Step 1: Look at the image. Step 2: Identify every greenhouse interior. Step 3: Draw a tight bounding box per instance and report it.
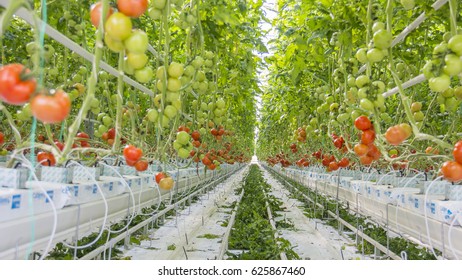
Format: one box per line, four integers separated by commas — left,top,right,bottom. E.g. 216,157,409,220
0,0,462,261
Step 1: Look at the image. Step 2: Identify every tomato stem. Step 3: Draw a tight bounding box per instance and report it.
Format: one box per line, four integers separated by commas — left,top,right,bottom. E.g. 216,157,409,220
58,0,109,165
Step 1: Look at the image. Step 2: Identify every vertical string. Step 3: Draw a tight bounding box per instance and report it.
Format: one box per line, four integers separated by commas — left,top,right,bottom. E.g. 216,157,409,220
25,0,47,260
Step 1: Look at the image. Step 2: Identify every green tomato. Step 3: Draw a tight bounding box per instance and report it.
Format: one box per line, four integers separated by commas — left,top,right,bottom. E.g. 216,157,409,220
98,124,108,134
372,22,385,33
168,62,184,78
124,30,149,54
152,0,166,10
164,105,178,119
454,86,462,100
103,116,113,127
355,48,368,64
400,0,415,10
135,67,154,83
443,54,462,76
337,113,349,123
330,102,339,111
367,48,385,63
184,65,195,77
373,29,392,50
196,71,206,82
192,57,204,69
147,109,159,122
173,140,182,151
429,75,451,92
216,98,226,109
105,12,132,41
446,97,459,112
104,33,125,52
437,94,446,105
156,66,167,80
360,98,375,111
422,61,435,79
127,52,148,70
167,78,182,92
176,131,191,145
90,98,100,108
161,114,170,127
357,87,369,99
178,148,190,159
448,34,462,56
148,8,162,20
380,112,392,123
355,75,370,88
413,111,424,122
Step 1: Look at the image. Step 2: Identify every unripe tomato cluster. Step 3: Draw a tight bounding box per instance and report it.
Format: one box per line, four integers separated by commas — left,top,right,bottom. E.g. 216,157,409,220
423,34,462,95
174,126,194,159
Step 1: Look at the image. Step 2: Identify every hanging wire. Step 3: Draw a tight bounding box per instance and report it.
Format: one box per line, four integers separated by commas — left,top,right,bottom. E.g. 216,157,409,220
25,0,48,260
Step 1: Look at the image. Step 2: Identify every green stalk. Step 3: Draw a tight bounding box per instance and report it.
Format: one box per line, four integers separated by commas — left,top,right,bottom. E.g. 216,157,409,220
59,0,109,165
449,0,458,36
112,52,125,154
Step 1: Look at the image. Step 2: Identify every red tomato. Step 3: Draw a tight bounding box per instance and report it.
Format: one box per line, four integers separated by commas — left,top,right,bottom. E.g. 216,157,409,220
54,141,64,151
107,128,116,139
155,172,167,184
354,143,369,156
117,0,148,18
338,157,349,168
367,144,381,161
453,141,462,164
0,64,36,105
77,132,90,139
202,156,212,166
334,137,344,149
359,155,373,165
134,160,148,171
441,161,462,182
102,132,109,141
354,115,372,131
0,132,4,145
361,129,376,145
328,161,339,171
90,1,115,27
385,125,407,146
123,144,143,162
37,151,56,166
30,90,71,123
191,131,200,141
192,140,201,148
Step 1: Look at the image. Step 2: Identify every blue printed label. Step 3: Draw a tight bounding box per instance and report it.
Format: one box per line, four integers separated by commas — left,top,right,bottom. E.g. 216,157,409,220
92,185,97,194
11,194,21,209
74,185,79,197
46,190,54,203
109,182,113,191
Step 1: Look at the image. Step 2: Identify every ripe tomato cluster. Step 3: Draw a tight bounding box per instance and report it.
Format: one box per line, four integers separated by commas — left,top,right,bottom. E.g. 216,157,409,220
353,116,380,165
440,140,462,182
290,143,298,153
123,144,148,171
331,133,347,153
385,123,412,146
294,127,307,143
0,64,71,124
